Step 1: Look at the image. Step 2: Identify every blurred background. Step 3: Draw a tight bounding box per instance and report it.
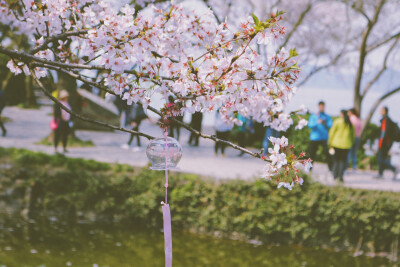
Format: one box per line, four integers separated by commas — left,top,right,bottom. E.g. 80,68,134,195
1,0,400,266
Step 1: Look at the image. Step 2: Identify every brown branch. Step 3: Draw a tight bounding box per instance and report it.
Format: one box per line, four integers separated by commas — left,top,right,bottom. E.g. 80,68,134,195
353,6,371,24
297,50,343,87
30,30,88,54
361,36,399,99
1,45,107,71
31,62,115,94
279,0,313,50
271,0,283,9
353,0,387,113
366,31,400,53
28,67,155,140
201,0,222,24
0,45,176,81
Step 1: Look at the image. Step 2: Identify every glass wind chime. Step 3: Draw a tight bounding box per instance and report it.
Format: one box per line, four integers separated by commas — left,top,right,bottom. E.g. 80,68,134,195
146,130,182,267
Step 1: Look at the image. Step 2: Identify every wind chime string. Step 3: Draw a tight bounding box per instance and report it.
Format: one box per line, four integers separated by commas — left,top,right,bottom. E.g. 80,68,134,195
162,130,173,267
164,131,168,204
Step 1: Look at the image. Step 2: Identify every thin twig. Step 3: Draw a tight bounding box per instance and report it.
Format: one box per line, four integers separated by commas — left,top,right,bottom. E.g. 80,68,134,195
1,45,175,81
30,30,88,54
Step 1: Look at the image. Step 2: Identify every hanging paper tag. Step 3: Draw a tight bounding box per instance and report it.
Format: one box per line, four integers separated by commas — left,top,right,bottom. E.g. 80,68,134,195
162,204,172,267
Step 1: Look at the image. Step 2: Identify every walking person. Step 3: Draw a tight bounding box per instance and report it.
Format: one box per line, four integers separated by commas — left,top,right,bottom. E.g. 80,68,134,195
346,108,362,171
188,111,203,146
53,90,72,153
375,106,398,180
328,110,355,182
214,110,232,156
0,90,6,137
121,103,148,151
308,101,333,170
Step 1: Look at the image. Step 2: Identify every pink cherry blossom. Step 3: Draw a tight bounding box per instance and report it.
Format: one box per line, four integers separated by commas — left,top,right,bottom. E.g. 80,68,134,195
295,119,308,130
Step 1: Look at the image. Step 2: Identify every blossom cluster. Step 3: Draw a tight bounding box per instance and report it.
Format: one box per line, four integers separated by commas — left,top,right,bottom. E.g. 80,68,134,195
0,0,310,188
262,136,312,190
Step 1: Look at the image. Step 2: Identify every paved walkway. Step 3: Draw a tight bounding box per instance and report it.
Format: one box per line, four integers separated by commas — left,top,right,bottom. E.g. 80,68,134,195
1,106,400,192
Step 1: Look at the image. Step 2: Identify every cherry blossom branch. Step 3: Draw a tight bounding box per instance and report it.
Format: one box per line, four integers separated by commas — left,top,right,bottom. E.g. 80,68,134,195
28,67,155,140
0,46,176,82
27,61,267,160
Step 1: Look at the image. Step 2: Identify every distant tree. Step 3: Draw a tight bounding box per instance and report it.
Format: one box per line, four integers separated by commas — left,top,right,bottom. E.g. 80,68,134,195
342,0,400,127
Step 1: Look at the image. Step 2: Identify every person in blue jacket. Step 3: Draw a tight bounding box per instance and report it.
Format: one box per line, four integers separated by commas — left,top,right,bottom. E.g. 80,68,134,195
308,101,333,170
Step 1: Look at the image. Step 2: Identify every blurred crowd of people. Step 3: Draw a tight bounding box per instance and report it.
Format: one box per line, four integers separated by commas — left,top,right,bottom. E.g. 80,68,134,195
307,101,399,182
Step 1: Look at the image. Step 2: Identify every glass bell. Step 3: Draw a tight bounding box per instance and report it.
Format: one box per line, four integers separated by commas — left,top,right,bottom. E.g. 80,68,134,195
146,137,182,170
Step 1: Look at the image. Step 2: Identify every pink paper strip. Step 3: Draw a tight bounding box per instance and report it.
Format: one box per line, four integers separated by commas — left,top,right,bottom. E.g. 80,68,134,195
162,204,173,267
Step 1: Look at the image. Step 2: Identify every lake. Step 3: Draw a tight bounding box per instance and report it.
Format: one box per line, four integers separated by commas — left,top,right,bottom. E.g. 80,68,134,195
0,213,391,267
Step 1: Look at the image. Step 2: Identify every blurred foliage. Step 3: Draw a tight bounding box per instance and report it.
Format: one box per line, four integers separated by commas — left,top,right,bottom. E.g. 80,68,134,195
360,122,381,149
1,147,400,256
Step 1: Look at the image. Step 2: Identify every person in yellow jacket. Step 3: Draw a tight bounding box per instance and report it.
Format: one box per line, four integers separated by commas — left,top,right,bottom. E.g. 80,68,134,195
328,110,355,182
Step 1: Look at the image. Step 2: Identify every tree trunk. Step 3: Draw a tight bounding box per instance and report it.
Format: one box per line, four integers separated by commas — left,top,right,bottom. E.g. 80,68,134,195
353,0,387,116
353,30,368,116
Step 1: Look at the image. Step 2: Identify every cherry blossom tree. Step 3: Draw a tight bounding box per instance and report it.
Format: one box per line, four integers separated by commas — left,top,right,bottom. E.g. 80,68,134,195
200,0,400,130
0,0,311,187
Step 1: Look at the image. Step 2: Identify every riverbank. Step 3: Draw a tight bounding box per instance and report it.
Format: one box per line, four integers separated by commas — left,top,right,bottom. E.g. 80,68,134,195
1,147,399,262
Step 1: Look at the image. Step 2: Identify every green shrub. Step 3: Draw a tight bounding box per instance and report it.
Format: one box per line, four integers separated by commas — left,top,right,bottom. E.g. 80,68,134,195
0,147,399,255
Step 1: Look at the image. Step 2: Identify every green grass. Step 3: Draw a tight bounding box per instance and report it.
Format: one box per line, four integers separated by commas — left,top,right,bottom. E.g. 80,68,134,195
36,134,95,147
16,103,40,109
0,116,12,123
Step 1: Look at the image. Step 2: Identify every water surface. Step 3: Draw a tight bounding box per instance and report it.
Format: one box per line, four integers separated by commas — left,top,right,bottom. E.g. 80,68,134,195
0,216,391,267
